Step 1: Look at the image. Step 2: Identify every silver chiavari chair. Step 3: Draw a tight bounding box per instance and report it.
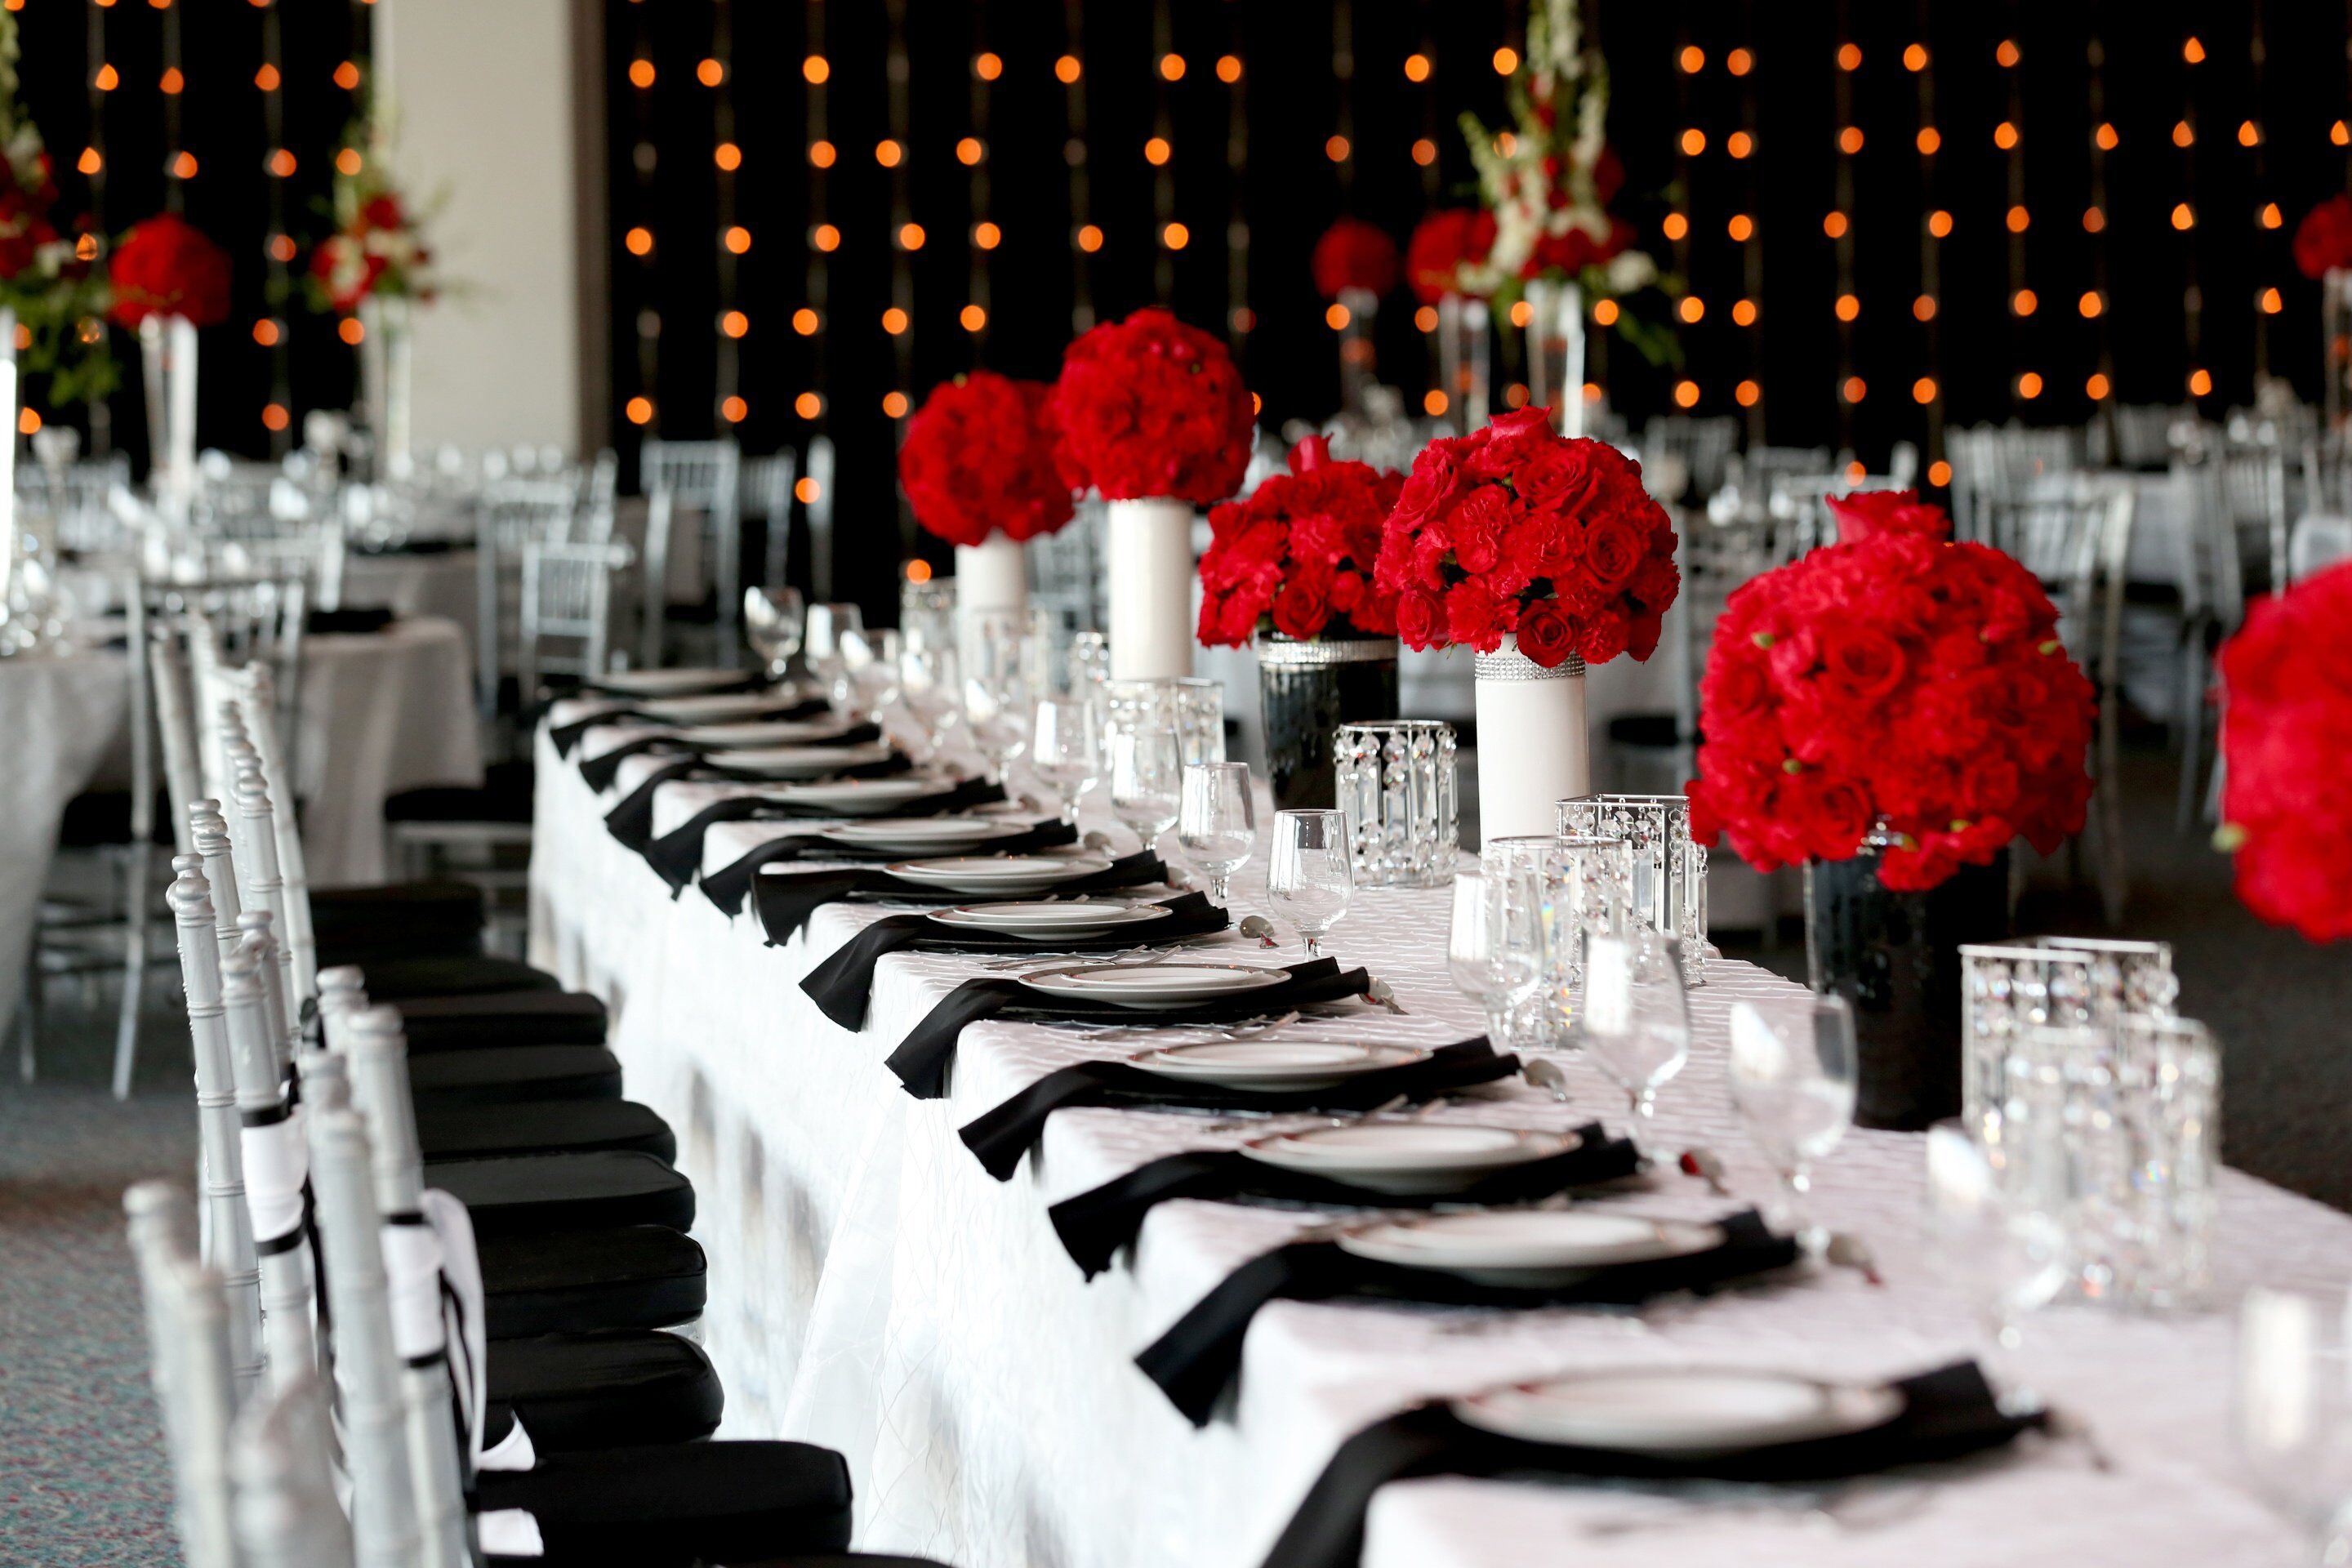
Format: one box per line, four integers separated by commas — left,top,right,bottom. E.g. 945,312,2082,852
639,436,745,668
125,1181,242,1568
228,1369,356,1568
1642,414,1738,503
742,448,800,590
519,537,627,702
474,477,580,719
804,432,838,600
228,667,318,1009
218,917,321,1397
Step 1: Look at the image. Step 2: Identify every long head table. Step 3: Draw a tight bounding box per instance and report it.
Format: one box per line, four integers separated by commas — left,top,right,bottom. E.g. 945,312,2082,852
529,715,2347,1568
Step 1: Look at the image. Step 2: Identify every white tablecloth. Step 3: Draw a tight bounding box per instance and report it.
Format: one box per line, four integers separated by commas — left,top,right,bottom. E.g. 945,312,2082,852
342,548,479,653
530,724,2345,1568
0,649,129,1040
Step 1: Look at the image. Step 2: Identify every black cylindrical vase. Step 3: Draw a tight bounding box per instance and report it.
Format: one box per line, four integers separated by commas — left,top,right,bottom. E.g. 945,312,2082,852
1254,633,1400,812
1804,846,2013,1131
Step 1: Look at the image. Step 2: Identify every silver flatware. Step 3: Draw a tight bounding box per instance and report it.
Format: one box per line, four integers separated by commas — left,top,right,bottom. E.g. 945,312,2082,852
1365,977,1407,1015
1825,1232,1883,1286
1237,915,1278,947
1677,1147,1732,1196
1523,1059,1571,1103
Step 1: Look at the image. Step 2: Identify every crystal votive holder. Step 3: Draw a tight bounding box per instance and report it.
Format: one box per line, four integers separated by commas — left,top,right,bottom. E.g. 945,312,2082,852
1105,676,1225,768
1556,793,1708,986
1479,833,1633,1050
1958,936,2178,1132
1333,719,1457,889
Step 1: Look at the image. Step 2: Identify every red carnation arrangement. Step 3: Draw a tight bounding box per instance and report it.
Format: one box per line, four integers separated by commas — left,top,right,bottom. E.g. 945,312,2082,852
1826,488,1951,546
1686,498,2096,892
1372,406,1679,667
898,371,1073,548
1049,306,1254,506
1197,434,1404,648
2216,559,2352,942
1405,208,1498,303
108,212,230,328
1311,217,1399,301
2295,194,2352,281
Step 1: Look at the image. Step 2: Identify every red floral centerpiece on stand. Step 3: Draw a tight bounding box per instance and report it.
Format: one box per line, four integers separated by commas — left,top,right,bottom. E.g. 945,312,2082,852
1372,404,1679,836
110,212,230,506
1686,491,2097,1127
2216,559,2352,942
1198,435,1404,808
898,370,1072,617
1049,305,1254,679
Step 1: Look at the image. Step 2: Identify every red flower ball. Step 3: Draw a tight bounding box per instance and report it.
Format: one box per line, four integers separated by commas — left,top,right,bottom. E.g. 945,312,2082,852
1405,208,1497,303
1196,434,1403,648
1825,489,1955,546
1049,306,1255,506
2296,194,2352,281
1371,407,1679,667
1686,532,2096,892
2217,559,2352,941
898,371,1074,548
109,212,231,328
1311,217,1400,301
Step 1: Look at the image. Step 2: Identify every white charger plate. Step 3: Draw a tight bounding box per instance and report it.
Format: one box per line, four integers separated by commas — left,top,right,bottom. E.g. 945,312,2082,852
818,816,1028,852
714,742,895,779
1022,961,1293,1012
1127,1038,1427,1087
766,777,952,814
927,902,1173,939
1240,1123,1580,1195
1451,1368,1903,1457
1339,1210,1722,1286
672,719,854,747
637,691,794,722
595,667,756,697
884,854,1112,893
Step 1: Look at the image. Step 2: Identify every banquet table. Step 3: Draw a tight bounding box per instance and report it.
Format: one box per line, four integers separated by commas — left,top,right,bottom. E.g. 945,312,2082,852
341,546,479,653
529,714,2350,1568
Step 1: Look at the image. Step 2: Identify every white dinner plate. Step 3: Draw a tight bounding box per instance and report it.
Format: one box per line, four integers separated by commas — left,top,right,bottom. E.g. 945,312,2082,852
815,817,1027,853
671,719,854,747
927,902,1174,939
595,667,757,697
636,691,795,722
1022,961,1293,1012
1339,1210,1723,1286
712,742,895,779
766,777,952,814
884,855,1112,894
1127,1039,1428,1088
1451,1368,1903,1457
1239,1123,1581,1195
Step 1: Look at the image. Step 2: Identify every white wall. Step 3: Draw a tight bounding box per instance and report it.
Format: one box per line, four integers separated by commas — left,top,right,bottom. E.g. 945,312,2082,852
375,0,581,452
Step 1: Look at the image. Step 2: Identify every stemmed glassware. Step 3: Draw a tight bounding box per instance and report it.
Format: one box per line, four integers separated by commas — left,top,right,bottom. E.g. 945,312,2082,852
842,627,902,727
1109,725,1182,856
1448,867,1543,1047
1267,808,1352,958
1177,760,1256,902
1574,928,1690,1129
898,636,962,762
1726,994,1858,1252
962,610,1031,784
2236,1287,2352,1561
742,586,805,681
1031,695,1103,824
1922,1119,2071,1369
804,601,863,712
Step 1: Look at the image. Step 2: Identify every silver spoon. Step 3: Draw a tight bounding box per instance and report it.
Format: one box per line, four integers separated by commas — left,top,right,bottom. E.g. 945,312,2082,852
1523,1058,1571,1103
1237,915,1278,947
1365,977,1407,1015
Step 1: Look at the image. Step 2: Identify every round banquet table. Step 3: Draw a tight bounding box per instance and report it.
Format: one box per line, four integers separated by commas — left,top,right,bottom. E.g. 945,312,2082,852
527,712,2342,1568
341,546,479,653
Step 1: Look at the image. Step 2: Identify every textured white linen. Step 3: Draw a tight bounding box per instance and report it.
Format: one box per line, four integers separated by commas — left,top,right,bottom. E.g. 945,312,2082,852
292,617,482,885
0,648,129,1040
530,726,2344,1568
341,549,479,655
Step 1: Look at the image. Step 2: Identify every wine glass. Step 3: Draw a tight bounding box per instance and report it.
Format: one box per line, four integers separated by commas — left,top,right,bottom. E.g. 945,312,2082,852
1267,808,1352,958
2237,1287,2352,1559
1446,872,1512,1042
962,611,1031,783
1109,725,1182,855
1177,761,1256,902
1726,994,1858,1251
899,637,963,762
1922,1120,2071,1379
742,586,804,681
804,601,863,712
1574,928,1690,1129
844,627,903,726
1031,695,1103,823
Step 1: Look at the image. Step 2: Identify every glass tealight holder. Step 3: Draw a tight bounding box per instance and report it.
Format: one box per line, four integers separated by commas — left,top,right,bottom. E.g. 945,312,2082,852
1958,936,2179,1133
1332,719,1457,889
1105,676,1225,768
1481,833,1633,1051
1556,793,1708,986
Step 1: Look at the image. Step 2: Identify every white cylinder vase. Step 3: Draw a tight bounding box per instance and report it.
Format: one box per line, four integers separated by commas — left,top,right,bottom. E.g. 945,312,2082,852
1106,496,1195,679
953,534,1028,617
1472,637,1588,844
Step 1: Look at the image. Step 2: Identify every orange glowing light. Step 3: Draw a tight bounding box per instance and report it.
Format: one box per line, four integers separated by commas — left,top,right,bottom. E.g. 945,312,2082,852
1493,47,1520,75
1592,298,1620,327
2012,288,2038,316
1731,299,1757,327
791,308,818,336
1424,389,1449,416
1414,305,1439,332
898,222,925,250
715,142,742,171
1412,138,1437,166
1834,293,1860,323
975,53,1002,81
697,58,724,87
1163,221,1189,249
1055,56,1082,85
811,225,838,252
338,317,365,345
1913,295,1937,321
1728,131,1754,158
252,319,279,346
627,58,656,88
160,68,183,94
1674,379,1700,408
803,56,830,85
261,404,287,433
625,227,653,256
1680,127,1706,156
1842,376,1867,403
2189,369,2213,397
795,477,820,503
1735,379,1761,406
267,149,296,177
2172,203,2195,230
2007,204,2030,233
721,395,747,421
96,64,118,90
1159,53,1185,81
1325,303,1351,331
809,140,836,168
1904,43,1928,71
1728,214,1754,242
1838,126,1864,154
626,396,654,425
973,221,1001,249
1325,135,1351,162
2078,291,2105,318
1216,56,1241,82
1405,53,1432,82
1678,296,1704,323
1824,212,1851,238
722,310,748,338
172,152,198,178
958,137,984,166
1678,46,1704,74
882,392,910,418
2261,287,2283,314
1145,137,1171,166
728,225,754,253
881,308,909,335
1726,49,1753,76
331,60,357,90
1913,377,1938,404
1662,213,1690,241
1996,39,2020,68
2086,373,2112,400
1837,42,1861,70
795,394,822,420
1076,225,1102,252
1917,127,1941,155
1509,300,1534,328
960,304,987,332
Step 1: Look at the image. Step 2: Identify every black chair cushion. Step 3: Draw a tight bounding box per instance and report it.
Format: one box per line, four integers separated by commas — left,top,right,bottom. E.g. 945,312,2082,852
313,880,487,964
426,1149,693,1237
386,759,538,825
417,1098,675,1164
56,789,176,848
478,1441,853,1566
479,1225,706,1339
483,1330,724,1452
356,953,564,1000
408,1045,623,1106
396,990,609,1053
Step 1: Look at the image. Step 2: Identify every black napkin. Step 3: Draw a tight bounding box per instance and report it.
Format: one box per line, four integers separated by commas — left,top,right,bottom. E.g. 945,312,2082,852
712,818,1080,921
1260,1360,2042,1568
884,957,1374,1101
1138,1209,1802,1426
305,605,398,636
801,893,1230,1031
353,537,459,556
602,751,914,853
642,776,1009,894
745,847,1166,932
960,1039,1519,1181
577,719,881,790
1049,1124,1639,1278
548,693,826,757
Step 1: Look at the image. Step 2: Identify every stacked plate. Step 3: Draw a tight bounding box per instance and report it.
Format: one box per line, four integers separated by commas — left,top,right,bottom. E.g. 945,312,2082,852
709,742,896,780
1452,1368,1903,1456
928,902,1173,940
887,854,1111,895
1240,1123,1580,1195
763,777,956,815
1127,1038,1427,1087
1021,961,1292,1012
595,667,760,697
637,690,798,723
1339,1211,1722,1287
816,815,1030,853
671,718,856,747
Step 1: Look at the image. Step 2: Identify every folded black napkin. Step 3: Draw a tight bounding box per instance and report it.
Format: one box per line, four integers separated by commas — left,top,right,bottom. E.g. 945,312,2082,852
552,695,829,759
642,775,1008,895
960,1038,1519,1181
1260,1360,2041,1568
744,847,1166,932
885,957,1375,1101
1138,1209,1802,1426
576,718,880,789
801,892,1231,1031
602,750,914,852
1049,1124,1638,1279
713,818,1081,921
305,605,398,636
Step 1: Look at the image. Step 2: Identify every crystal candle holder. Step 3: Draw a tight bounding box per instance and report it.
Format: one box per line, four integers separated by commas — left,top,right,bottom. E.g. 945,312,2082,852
1958,936,2178,1131
1555,793,1708,986
1479,833,1632,1050
1333,720,1457,889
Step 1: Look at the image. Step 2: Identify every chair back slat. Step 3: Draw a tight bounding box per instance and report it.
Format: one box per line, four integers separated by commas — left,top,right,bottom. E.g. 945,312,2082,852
126,1182,243,1568
229,1368,356,1568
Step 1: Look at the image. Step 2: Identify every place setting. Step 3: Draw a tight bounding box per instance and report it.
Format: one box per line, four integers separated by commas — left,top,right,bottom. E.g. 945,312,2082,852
639,773,1016,896
702,814,1110,922
546,683,831,756
598,742,923,849
575,715,891,792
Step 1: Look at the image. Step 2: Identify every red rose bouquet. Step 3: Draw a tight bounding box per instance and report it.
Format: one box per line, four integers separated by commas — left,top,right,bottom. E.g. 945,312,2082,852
1405,208,1499,303
2295,194,2352,281
1311,218,1399,301
1198,435,1403,648
1372,406,1679,667
2216,559,2352,941
109,212,231,328
307,107,442,314
1049,306,1254,506
1686,501,2096,892
1826,488,1950,546
898,371,1073,548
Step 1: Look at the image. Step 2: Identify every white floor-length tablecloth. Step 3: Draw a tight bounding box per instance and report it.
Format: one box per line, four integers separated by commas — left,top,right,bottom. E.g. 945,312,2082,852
341,547,479,652
0,649,129,1041
531,719,2348,1568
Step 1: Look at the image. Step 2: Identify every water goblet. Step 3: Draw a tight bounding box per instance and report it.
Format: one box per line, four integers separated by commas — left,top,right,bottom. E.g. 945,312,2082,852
844,627,903,725
804,601,863,712
1267,808,1352,958
1446,871,1514,1044
1575,928,1690,1129
1110,725,1182,855
1177,761,1256,902
1726,994,1858,1253
742,586,804,680
1032,695,1104,824
1922,1119,2072,1383
2236,1287,2352,1560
